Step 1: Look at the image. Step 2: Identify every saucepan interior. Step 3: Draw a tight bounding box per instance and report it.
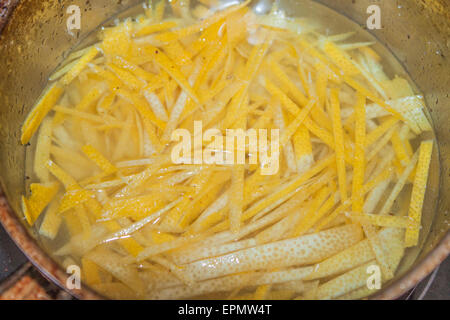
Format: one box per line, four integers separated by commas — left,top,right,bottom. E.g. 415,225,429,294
0,0,448,299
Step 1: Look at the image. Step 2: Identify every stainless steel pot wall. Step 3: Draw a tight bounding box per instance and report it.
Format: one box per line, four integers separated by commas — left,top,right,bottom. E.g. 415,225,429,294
0,0,448,299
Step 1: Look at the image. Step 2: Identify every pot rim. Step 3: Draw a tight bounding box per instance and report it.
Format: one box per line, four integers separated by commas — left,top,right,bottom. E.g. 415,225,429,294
0,193,100,299
0,191,449,300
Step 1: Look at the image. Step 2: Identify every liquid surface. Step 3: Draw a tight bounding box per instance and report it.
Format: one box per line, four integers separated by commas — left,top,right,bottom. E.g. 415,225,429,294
21,0,437,300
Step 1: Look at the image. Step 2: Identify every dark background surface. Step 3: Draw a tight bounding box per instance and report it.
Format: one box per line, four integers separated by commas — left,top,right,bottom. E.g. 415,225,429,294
0,223,27,283
0,223,448,299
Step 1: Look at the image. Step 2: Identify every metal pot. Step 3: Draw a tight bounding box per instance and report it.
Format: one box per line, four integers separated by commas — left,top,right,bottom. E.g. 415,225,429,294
0,0,448,299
